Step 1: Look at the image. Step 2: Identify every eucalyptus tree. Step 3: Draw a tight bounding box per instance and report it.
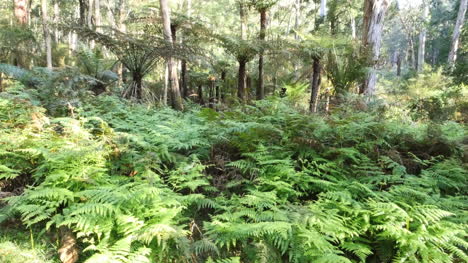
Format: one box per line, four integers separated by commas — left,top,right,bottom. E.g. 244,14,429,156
417,0,430,72
160,0,183,110
41,0,53,69
361,0,391,96
251,0,278,100
448,0,467,67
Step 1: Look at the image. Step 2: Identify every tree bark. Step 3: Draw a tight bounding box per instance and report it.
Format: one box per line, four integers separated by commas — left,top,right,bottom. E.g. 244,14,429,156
95,0,101,32
408,37,416,69
361,0,391,96
448,0,467,67
257,9,267,100
181,60,188,98
41,0,53,69
53,1,60,43
417,2,429,72
350,15,356,39
295,0,301,39
240,2,247,40
79,0,87,25
209,80,215,109
221,70,226,102
216,85,220,105
198,85,204,105
14,0,28,25
310,58,321,113
88,0,95,48
160,0,183,110
0,73,3,92
396,52,401,76
164,63,168,105
238,60,247,101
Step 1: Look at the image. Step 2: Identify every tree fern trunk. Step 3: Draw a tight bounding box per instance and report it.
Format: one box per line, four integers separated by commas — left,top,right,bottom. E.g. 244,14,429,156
310,58,321,113
181,59,188,99
238,60,247,101
198,85,204,105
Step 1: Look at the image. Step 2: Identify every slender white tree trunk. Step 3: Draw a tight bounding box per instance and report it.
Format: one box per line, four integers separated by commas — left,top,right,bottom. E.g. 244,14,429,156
95,0,101,32
294,0,301,39
53,1,59,43
417,2,429,72
41,0,53,69
160,0,183,110
448,0,467,66
88,0,95,49
362,0,391,96
240,2,247,40
351,15,356,39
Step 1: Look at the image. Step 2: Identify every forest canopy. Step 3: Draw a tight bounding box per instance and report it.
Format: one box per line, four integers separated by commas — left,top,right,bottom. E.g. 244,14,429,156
0,0,467,263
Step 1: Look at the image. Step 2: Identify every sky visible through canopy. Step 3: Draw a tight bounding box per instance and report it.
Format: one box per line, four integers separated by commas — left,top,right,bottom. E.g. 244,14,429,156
398,0,423,8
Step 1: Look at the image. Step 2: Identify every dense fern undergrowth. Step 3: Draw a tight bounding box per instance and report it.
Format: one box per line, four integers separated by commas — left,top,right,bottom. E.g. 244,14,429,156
0,86,467,263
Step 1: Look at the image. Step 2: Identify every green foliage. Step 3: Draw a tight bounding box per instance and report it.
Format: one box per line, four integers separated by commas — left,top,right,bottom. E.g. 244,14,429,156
382,68,467,122
0,91,467,262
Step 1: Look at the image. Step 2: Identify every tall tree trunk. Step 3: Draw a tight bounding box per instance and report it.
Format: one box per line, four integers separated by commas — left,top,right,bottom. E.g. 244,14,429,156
246,74,252,101
95,0,101,32
221,70,226,102
409,36,416,69
88,0,95,48
310,58,321,113
361,0,391,96
53,1,59,43
257,9,267,100
160,0,183,110
293,0,301,76
0,73,3,92
240,2,247,40
14,0,28,25
295,0,301,39
238,60,247,101
198,85,204,105
181,60,188,98
164,64,168,105
41,0,53,69
209,80,215,109
417,2,429,72
180,0,191,100
350,15,356,39
396,52,402,76
448,0,467,67
79,0,87,25
431,46,438,65
115,0,126,85
87,0,94,29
